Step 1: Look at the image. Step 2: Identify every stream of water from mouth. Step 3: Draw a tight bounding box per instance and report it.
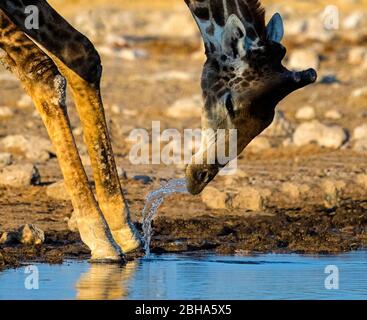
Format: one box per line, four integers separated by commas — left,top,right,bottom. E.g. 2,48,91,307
142,178,188,256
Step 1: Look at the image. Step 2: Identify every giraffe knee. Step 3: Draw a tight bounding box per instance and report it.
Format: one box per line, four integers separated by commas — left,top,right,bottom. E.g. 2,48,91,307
33,73,67,118
27,59,67,117
65,38,102,84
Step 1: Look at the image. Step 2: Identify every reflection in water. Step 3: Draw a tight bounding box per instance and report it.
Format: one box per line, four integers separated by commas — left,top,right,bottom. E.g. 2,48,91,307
76,262,137,300
0,252,366,300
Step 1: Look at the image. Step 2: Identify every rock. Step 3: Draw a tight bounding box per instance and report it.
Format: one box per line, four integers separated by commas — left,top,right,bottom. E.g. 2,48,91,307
296,106,316,120
0,164,40,187
353,140,367,153
2,135,31,153
166,95,202,119
321,179,345,209
224,168,248,180
299,184,311,194
133,175,153,185
353,124,367,140
281,182,301,199
293,121,348,149
247,136,271,153
287,49,320,71
316,125,348,149
46,181,70,201
234,169,248,179
18,224,45,245
1,135,53,162
356,174,367,189
263,110,294,138
17,94,33,108
0,153,12,168
343,12,365,30
324,110,342,120
352,124,367,155
348,47,367,65
0,224,45,246
201,186,227,210
67,211,79,232
231,187,263,211
0,72,17,82
224,169,249,186
0,106,14,119
0,231,19,245
351,86,367,98
258,188,272,200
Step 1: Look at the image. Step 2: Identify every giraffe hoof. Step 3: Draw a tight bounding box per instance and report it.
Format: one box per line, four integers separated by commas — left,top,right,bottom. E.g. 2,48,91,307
89,242,126,263
111,226,143,254
89,249,126,264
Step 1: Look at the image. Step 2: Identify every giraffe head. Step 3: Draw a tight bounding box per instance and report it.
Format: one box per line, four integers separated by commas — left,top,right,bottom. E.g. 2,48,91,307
185,0,317,195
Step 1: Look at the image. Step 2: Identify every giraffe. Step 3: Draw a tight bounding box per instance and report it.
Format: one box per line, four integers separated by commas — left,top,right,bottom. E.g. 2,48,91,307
0,0,142,262
184,0,317,195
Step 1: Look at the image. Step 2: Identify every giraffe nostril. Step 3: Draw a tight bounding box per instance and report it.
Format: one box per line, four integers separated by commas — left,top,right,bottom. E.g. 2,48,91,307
302,69,317,83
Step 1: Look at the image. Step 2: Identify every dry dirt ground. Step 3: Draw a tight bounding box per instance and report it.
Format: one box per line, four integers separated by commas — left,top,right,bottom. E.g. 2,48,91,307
1,0,367,269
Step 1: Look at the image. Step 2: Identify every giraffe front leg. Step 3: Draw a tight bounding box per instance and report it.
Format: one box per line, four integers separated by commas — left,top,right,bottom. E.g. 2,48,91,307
32,79,124,262
0,15,123,262
0,0,142,254
55,60,142,255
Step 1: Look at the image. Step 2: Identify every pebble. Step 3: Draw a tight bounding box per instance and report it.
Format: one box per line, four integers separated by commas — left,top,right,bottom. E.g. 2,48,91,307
296,106,316,121
201,186,227,210
293,121,348,149
0,164,41,187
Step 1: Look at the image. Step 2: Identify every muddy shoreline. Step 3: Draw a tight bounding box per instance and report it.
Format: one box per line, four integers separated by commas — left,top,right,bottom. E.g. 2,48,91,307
1,198,366,270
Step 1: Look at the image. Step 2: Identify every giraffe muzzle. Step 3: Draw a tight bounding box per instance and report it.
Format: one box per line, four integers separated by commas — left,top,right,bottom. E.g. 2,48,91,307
290,68,317,86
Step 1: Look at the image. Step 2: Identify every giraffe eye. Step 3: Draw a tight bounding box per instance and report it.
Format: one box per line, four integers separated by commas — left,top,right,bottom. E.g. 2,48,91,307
225,94,235,118
196,170,208,182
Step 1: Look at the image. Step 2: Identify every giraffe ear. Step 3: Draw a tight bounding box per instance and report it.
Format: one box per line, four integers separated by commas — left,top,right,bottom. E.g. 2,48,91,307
266,13,284,43
222,14,247,58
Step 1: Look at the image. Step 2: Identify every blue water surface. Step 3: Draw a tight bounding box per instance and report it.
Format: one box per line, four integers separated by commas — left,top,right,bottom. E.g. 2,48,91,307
0,251,366,300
